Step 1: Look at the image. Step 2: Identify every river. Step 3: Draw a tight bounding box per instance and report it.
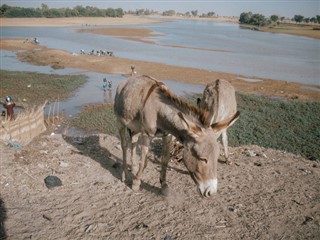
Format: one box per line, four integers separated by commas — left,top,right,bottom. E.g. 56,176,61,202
1,19,319,85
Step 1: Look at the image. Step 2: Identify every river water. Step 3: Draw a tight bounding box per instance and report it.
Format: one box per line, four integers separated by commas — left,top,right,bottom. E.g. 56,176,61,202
2,19,319,84
1,19,319,116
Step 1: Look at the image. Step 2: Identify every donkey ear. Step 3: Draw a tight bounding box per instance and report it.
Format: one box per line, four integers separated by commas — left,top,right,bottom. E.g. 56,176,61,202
178,112,202,136
211,111,240,133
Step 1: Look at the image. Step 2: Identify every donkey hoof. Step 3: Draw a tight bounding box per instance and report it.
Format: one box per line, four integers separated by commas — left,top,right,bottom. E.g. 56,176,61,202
161,184,170,196
121,173,126,182
132,179,141,191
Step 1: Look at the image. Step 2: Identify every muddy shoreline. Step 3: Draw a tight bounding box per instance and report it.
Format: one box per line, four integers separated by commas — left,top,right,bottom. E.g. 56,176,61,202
1,38,319,102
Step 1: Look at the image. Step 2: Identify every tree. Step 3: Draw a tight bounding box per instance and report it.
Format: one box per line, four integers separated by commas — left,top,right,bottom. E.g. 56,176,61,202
316,15,320,24
0,4,10,16
249,13,269,26
239,12,252,24
293,14,304,23
310,17,317,23
270,15,279,22
191,10,198,17
162,10,175,16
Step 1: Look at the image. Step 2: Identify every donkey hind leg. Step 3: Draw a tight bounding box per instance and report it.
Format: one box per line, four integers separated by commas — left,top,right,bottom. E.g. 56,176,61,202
119,124,130,183
160,134,172,195
132,134,150,191
130,133,140,175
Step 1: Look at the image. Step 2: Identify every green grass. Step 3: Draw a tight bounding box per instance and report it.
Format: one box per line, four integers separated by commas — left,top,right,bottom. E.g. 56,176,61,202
189,93,320,161
70,104,118,135
229,93,320,160
0,70,87,105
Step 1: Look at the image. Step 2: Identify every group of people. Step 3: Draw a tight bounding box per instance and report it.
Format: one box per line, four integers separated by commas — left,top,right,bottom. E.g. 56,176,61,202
102,78,112,91
80,49,114,57
23,37,40,45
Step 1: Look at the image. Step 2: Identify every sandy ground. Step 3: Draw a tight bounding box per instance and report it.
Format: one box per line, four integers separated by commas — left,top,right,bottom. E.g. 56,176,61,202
1,130,319,239
1,17,320,239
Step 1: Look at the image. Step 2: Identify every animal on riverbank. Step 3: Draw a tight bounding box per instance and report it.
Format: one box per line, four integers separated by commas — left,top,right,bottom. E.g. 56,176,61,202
199,79,237,164
114,75,240,197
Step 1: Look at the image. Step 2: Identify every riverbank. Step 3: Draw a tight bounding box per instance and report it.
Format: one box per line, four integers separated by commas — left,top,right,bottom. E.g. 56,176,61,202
240,22,320,40
2,15,319,40
1,38,319,101
0,15,166,27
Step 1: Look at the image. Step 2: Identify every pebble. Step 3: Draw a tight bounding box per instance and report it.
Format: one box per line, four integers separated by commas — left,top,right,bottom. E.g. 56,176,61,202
59,160,69,168
44,176,62,189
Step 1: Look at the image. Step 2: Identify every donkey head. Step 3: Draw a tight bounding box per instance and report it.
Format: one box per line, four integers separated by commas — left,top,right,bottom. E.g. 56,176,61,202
178,111,240,197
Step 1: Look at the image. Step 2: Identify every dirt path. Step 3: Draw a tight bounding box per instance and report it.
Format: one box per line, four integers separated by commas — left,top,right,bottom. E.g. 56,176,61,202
1,131,319,239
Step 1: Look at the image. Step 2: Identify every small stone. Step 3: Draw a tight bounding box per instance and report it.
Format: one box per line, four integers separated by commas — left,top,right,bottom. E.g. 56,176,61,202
164,235,173,240
59,161,69,168
302,216,313,225
245,150,257,157
44,176,62,189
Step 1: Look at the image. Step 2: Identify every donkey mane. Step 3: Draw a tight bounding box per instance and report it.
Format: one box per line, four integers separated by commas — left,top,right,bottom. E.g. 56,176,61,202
158,79,209,126
142,75,209,127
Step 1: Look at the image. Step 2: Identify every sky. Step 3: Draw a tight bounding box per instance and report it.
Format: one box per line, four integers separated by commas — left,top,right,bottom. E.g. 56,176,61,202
2,0,320,18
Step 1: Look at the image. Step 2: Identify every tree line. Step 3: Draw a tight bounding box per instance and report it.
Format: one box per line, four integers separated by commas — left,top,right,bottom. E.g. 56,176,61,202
239,11,320,26
0,4,124,18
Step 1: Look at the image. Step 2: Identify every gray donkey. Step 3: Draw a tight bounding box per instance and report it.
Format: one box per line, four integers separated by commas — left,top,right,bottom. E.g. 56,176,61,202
200,79,237,164
114,75,239,197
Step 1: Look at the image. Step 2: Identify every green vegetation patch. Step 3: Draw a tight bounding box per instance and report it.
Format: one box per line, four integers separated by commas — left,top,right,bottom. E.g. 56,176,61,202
186,93,320,161
70,104,118,135
229,93,320,161
0,70,87,105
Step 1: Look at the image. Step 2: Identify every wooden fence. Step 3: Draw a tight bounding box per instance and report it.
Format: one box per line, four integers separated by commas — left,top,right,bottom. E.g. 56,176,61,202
0,102,47,145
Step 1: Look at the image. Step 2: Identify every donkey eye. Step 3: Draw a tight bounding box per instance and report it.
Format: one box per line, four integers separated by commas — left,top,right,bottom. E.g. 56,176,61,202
199,157,208,164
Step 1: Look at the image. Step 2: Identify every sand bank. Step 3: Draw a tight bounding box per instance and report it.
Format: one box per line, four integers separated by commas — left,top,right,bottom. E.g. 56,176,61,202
0,15,166,27
1,38,319,101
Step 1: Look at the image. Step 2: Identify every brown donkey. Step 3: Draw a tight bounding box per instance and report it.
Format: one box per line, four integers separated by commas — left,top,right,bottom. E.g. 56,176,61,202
114,75,240,197
200,79,237,164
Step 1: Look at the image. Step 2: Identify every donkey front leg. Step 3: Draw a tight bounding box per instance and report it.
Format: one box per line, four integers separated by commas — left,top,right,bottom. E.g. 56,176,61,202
132,134,150,191
129,133,140,175
160,134,172,195
221,129,231,164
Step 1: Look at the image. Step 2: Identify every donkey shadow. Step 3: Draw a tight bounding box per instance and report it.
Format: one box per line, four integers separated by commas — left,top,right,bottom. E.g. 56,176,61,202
62,134,163,195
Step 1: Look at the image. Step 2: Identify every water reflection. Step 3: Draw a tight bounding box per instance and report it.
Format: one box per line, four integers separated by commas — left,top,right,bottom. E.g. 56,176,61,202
103,89,113,103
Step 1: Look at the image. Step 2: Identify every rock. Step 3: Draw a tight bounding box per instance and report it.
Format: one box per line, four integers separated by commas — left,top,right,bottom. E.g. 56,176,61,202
59,161,69,168
254,162,262,167
302,216,313,225
164,235,173,240
44,176,62,189
257,152,267,158
244,149,257,157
